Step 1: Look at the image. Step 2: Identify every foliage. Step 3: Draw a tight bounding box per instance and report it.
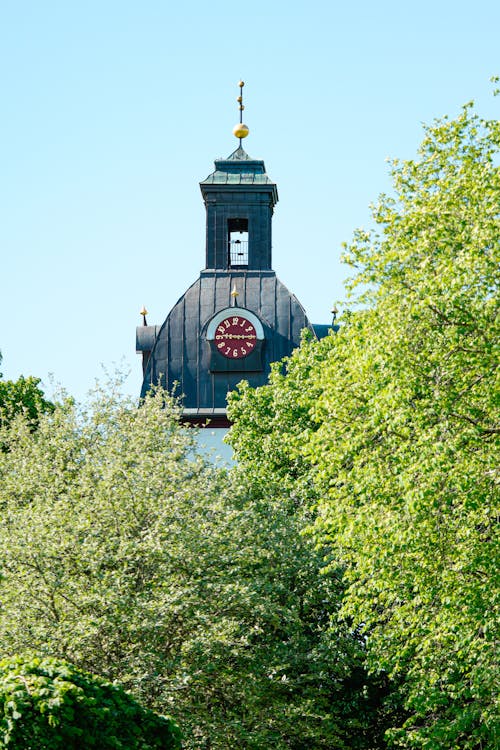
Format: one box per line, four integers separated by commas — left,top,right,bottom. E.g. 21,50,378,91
230,100,500,749
228,330,329,492
0,353,54,431
227,336,403,748
0,385,219,746
1,98,497,750
312,101,500,750
0,655,180,749
0,381,392,749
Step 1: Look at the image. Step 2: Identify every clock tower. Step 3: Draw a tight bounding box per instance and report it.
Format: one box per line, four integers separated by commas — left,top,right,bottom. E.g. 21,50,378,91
137,83,328,427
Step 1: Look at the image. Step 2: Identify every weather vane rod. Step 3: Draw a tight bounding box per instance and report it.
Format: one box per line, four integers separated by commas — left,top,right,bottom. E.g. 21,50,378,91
232,80,249,145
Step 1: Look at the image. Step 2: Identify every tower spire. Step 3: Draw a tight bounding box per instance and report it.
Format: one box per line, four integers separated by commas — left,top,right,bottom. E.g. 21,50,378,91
232,80,250,145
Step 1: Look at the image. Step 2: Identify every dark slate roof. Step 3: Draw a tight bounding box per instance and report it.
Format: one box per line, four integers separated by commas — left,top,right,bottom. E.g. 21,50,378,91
202,172,273,185
200,145,276,187
140,269,315,408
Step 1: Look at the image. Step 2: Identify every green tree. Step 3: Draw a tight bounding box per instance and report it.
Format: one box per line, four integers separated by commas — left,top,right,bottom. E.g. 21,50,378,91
0,382,391,749
228,334,404,748
0,385,223,746
0,353,53,430
229,98,499,749
0,655,180,749
312,101,499,750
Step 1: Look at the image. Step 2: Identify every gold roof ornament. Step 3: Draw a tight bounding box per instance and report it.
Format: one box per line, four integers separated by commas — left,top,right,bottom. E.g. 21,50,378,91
231,284,239,305
233,123,249,139
233,80,249,141
140,305,148,325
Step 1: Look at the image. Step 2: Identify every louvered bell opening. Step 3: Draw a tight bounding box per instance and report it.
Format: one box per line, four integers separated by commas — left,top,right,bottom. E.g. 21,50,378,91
228,218,248,267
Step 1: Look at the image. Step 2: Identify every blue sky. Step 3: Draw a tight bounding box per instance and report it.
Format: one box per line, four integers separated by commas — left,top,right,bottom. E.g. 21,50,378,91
1,0,498,400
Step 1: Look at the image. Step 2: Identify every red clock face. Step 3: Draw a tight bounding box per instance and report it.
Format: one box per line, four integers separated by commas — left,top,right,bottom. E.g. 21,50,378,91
215,315,258,359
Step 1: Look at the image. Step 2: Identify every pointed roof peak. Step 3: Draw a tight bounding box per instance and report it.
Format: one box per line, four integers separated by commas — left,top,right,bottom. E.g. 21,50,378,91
226,145,253,161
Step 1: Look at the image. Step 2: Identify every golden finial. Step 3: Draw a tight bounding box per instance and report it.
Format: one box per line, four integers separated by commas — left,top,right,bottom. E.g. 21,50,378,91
232,80,249,142
140,305,148,326
231,284,239,306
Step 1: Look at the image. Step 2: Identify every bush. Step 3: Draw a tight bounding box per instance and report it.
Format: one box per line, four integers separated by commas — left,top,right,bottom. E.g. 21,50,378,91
0,655,181,749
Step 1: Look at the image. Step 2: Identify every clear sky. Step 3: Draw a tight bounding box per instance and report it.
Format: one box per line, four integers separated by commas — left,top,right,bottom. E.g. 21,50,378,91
1,0,498,401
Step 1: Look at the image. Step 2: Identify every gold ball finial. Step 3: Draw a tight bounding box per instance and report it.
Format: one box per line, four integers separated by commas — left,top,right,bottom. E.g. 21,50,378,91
239,80,245,87
233,123,249,139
